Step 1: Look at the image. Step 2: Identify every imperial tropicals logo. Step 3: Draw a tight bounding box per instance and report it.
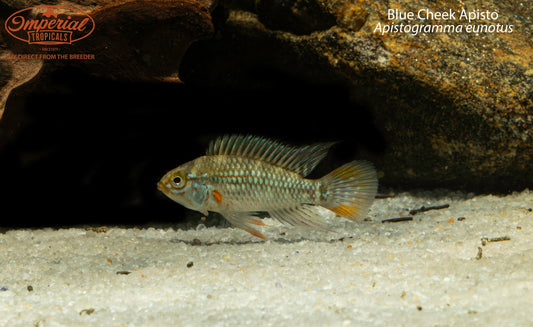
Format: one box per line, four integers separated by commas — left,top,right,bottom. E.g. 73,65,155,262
5,5,95,45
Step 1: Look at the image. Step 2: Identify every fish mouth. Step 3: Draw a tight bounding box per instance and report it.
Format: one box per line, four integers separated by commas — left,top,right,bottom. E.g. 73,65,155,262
157,180,166,192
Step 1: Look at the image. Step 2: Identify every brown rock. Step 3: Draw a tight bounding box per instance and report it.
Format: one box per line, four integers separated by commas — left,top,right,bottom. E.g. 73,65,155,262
0,51,42,121
181,0,533,190
0,0,216,119
2,0,531,191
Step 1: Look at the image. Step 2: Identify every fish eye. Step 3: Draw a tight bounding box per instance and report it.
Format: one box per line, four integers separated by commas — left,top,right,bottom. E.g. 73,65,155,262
170,171,187,189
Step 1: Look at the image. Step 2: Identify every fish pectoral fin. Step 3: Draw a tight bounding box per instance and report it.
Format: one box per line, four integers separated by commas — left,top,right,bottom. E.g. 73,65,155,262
268,205,332,230
199,209,209,216
221,211,268,240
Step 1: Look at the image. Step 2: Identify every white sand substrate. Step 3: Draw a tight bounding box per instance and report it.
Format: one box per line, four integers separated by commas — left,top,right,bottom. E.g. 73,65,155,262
1,189,532,326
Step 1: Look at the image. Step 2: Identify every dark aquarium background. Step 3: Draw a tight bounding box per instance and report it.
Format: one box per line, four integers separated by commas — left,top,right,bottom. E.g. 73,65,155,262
2,0,531,230
0,66,385,229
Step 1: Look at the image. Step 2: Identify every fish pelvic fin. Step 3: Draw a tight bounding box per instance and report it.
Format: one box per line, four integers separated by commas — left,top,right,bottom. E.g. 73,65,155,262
222,211,268,240
320,161,378,220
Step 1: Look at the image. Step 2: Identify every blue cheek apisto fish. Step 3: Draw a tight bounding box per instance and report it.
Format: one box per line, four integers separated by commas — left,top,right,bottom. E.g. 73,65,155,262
158,135,378,240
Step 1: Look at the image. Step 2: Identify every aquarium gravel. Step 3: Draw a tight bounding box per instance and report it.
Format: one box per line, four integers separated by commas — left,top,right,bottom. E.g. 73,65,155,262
0,190,532,326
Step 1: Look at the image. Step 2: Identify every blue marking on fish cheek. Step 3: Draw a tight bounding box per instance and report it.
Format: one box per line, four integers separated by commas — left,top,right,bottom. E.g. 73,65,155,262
192,191,205,204
191,182,209,205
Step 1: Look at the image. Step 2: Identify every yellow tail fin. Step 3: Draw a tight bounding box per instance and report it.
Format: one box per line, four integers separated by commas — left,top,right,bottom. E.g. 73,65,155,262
320,161,378,220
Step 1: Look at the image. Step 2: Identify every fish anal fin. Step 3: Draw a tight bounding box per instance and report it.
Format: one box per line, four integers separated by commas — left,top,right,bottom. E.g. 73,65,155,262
268,205,331,230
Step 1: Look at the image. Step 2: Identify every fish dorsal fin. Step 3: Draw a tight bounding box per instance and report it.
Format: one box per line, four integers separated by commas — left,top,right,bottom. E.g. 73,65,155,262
207,135,335,176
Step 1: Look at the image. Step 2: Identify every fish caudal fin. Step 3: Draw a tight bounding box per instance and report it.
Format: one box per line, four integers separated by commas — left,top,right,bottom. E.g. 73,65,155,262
320,161,378,220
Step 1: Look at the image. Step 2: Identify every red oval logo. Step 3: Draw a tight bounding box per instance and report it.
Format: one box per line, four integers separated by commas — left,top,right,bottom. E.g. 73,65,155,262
5,5,95,45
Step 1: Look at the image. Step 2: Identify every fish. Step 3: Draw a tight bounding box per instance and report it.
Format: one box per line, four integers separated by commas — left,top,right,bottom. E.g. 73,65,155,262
157,135,378,240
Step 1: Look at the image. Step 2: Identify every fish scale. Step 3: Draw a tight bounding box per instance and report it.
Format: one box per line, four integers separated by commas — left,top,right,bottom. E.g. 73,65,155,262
203,156,317,211
158,135,378,240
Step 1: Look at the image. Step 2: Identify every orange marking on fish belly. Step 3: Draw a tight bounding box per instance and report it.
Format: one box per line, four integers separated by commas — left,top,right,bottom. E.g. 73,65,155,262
331,204,358,217
212,190,223,204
